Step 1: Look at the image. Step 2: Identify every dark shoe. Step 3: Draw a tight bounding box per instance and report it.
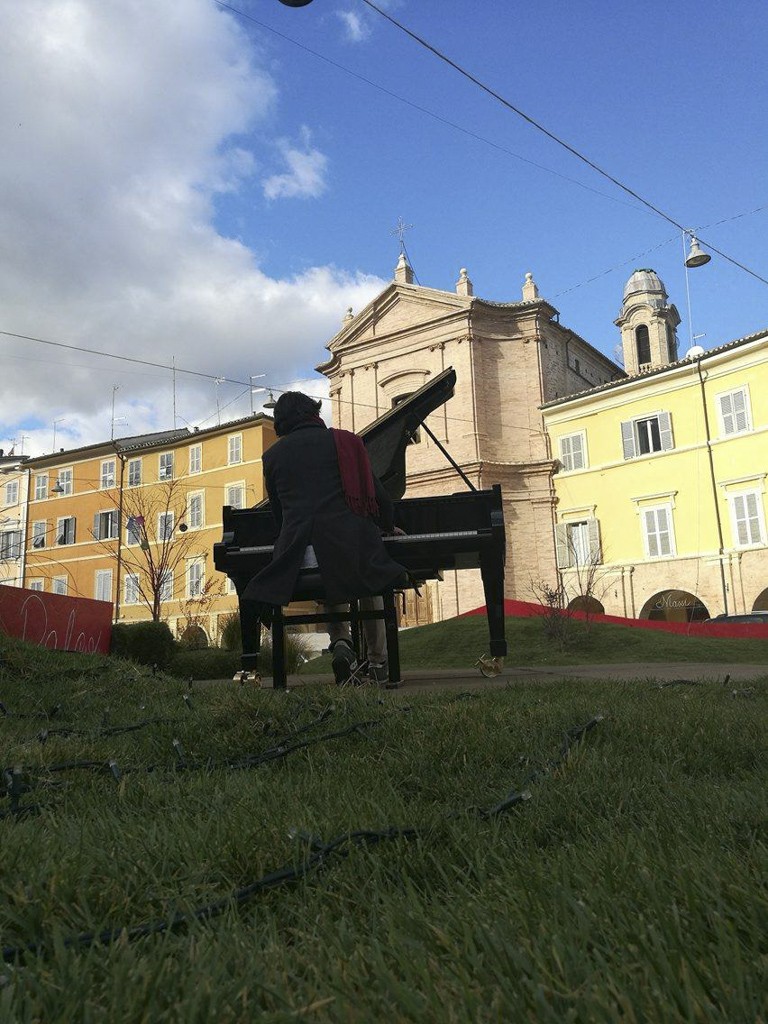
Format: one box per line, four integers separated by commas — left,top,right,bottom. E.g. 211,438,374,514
331,640,358,686
369,661,389,686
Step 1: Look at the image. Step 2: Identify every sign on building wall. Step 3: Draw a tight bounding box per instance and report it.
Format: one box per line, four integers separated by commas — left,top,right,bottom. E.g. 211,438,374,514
0,586,112,654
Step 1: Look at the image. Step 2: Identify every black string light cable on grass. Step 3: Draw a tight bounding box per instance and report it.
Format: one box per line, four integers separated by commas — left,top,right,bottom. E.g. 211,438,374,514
1,714,602,962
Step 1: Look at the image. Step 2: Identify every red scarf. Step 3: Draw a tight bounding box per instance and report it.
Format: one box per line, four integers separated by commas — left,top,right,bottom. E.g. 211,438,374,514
330,428,379,518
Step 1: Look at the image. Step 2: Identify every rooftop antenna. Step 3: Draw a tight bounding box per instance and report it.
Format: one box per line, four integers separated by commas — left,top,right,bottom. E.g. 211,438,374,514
250,374,266,415
52,417,65,452
110,385,120,440
214,377,226,426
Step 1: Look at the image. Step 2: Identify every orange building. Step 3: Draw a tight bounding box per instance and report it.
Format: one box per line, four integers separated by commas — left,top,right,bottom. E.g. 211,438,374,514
22,415,276,643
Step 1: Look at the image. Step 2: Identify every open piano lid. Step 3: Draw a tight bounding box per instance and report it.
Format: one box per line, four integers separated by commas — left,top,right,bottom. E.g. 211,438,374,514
359,366,456,500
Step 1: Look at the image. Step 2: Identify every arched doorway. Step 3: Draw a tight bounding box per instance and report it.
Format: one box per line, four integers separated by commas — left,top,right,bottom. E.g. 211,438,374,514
567,596,605,616
640,590,710,623
180,624,209,649
753,588,768,612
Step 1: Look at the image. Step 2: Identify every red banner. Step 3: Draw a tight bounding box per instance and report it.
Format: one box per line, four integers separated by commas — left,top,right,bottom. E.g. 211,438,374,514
0,586,112,654
462,599,768,639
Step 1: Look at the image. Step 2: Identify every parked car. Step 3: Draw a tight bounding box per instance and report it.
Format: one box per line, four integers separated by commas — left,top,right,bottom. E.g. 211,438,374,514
705,612,768,624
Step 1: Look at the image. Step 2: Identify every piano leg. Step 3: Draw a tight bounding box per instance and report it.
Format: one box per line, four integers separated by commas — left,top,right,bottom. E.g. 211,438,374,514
272,610,287,690
480,556,508,658
238,596,263,675
383,590,401,687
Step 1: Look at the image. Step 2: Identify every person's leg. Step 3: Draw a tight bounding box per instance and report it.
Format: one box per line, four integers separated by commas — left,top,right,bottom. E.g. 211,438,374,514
360,596,387,681
321,602,357,685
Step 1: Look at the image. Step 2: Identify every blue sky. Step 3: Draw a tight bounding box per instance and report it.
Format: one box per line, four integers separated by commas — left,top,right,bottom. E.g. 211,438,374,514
1,0,766,454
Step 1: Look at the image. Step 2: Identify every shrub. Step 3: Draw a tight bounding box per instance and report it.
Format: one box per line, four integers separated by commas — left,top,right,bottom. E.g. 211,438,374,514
110,621,177,668
167,629,314,680
178,624,209,650
218,613,242,652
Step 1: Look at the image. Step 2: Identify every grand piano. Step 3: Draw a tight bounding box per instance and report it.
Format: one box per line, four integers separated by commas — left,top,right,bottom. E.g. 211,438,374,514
213,368,507,687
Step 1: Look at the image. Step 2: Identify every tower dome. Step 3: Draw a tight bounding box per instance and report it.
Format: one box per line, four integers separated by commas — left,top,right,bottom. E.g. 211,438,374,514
622,269,668,309
615,268,680,374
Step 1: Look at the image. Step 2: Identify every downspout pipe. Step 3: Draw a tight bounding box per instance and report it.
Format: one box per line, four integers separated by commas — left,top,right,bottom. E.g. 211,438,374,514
696,357,729,614
114,449,125,623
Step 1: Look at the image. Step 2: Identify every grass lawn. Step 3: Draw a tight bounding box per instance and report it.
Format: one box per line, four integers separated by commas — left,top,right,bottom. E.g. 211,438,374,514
301,613,768,675
1,634,767,1022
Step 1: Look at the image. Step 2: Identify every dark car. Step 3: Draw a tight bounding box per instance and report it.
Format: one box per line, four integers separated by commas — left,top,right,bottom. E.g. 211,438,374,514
705,612,768,624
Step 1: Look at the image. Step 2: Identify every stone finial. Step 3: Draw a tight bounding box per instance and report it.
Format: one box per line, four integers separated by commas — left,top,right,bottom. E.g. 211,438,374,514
394,251,414,285
343,306,354,324
456,267,473,297
522,271,539,301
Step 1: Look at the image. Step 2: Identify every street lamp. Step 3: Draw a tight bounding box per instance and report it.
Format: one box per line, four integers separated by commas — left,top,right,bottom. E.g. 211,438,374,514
278,0,315,6
682,231,711,355
685,234,711,269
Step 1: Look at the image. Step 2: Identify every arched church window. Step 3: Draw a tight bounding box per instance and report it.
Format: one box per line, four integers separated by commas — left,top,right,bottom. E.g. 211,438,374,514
636,325,651,366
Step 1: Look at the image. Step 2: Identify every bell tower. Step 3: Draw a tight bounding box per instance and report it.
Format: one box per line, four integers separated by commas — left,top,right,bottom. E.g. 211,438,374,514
615,269,680,374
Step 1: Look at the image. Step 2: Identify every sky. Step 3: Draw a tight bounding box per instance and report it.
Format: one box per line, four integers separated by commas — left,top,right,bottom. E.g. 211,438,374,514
1,0,766,457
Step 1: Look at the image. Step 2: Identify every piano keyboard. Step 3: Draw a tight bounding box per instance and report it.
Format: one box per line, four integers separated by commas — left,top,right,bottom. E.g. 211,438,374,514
232,529,485,557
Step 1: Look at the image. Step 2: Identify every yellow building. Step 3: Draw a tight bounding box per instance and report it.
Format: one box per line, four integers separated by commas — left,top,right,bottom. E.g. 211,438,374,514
0,451,29,587
543,270,768,621
22,415,276,641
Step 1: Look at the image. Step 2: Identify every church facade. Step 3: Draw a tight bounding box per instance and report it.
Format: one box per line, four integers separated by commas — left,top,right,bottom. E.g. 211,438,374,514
317,255,622,621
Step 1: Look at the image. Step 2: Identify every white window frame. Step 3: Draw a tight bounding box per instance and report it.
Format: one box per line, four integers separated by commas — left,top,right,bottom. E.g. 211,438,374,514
56,516,76,546
95,569,113,602
158,511,175,542
127,458,142,488
555,518,601,568
188,444,202,475
621,412,674,460
126,515,142,546
716,386,751,438
0,531,22,561
93,509,118,541
641,504,676,559
56,467,73,496
187,559,204,599
727,490,766,548
188,492,204,530
159,569,174,603
4,480,19,506
101,460,116,489
28,579,44,592
124,573,140,606
34,474,48,501
558,431,587,472
52,576,67,596
32,520,47,549
158,452,174,481
225,482,245,509
227,434,243,465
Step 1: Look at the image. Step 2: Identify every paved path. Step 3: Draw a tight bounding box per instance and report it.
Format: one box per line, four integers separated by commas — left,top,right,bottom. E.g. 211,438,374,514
239,662,767,693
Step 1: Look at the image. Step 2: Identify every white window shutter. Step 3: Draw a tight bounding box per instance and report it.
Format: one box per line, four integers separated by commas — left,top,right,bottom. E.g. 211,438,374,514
732,389,748,432
571,434,585,470
587,518,601,562
555,523,572,567
621,421,636,460
658,411,674,451
718,393,734,434
643,509,659,557
559,436,572,470
93,513,100,540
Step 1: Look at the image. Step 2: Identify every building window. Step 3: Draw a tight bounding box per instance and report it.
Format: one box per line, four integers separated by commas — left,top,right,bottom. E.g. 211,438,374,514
159,569,174,603
635,325,651,366
126,515,144,546
159,452,174,481
189,444,202,475
159,511,174,541
93,510,118,541
56,468,73,496
188,492,204,529
728,491,765,547
558,432,587,472
4,480,19,506
717,387,751,437
0,531,22,561
52,577,67,596
28,579,44,592
228,435,242,465
124,573,140,605
187,559,204,598
101,460,116,489
642,505,675,559
56,516,76,545
127,458,142,487
621,412,673,459
226,484,244,509
95,569,113,602
32,521,47,549
34,474,48,501
555,519,601,568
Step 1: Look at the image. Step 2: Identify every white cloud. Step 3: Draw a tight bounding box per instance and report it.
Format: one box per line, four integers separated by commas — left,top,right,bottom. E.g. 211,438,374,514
0,1,384,456
262,128,329,200
336,10,370,43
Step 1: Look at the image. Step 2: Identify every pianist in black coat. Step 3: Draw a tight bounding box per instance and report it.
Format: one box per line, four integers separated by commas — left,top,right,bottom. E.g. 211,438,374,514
242,393,405,608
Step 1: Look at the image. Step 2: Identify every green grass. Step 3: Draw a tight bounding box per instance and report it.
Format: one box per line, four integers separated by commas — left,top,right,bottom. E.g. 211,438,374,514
1,633,767,1022
302,614,768,676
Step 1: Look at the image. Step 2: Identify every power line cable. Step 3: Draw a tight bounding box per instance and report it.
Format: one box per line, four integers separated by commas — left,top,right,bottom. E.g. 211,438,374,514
358,0,768,288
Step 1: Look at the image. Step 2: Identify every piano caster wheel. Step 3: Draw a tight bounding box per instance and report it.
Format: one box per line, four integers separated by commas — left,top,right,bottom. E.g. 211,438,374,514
475,654,504,678
233,670,261,687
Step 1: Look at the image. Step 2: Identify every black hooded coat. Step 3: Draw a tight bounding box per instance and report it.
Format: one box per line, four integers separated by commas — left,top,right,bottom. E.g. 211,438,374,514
242,422,406,606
